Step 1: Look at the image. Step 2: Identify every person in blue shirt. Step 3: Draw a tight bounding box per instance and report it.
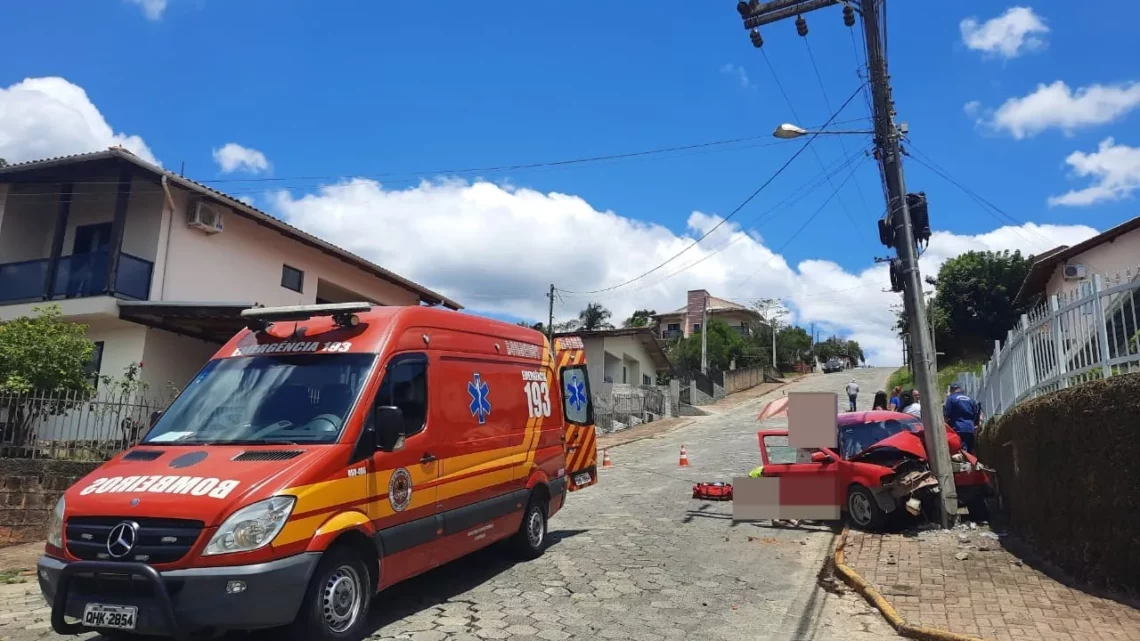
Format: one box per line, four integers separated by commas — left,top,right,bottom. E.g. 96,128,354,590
943,383,981,453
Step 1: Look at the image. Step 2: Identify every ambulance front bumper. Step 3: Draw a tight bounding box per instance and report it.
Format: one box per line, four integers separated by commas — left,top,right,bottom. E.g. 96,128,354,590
38,553,319,639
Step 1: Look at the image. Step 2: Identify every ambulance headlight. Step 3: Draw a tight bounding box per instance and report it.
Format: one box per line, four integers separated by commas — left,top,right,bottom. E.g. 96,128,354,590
204,496,295,556
46,497,65,548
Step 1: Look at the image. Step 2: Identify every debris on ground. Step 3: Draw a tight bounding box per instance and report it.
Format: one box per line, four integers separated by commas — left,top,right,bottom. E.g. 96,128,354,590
954,551,970,561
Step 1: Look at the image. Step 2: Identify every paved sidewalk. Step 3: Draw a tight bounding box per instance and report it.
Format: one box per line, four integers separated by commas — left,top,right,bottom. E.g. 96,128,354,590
843,524,1140,641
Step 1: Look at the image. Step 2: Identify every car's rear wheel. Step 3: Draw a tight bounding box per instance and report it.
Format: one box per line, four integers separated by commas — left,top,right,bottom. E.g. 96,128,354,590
847,485,887,531
285,545,372,641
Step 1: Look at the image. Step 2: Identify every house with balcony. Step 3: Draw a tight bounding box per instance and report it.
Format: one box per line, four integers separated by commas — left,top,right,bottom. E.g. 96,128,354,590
653,289,765,340
0,147,461,398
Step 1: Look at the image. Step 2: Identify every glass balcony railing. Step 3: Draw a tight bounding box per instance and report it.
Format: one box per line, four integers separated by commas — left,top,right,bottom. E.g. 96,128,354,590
0,251,153,304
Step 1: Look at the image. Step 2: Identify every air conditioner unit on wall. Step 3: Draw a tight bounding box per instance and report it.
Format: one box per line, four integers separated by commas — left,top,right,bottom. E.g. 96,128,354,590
188,199,224,234
1062,264,1086,280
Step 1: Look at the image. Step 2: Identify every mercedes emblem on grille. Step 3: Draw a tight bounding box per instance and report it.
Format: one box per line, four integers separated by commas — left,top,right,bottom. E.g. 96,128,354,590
106,521,139,558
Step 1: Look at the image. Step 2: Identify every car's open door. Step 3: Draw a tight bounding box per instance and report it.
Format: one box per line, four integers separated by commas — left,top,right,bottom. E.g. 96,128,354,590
554,336,597,491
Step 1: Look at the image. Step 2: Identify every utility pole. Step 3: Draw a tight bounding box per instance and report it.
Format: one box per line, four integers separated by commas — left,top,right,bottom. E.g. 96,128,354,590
546,284,555,351
771,317,777,369
736,0,957,527
700,294,709,375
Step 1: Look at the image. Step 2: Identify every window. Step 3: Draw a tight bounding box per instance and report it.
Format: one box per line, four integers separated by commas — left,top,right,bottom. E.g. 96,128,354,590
86,342,105,387
281,265,304,293
622,366,627,384
761,434,814,464
375,354,428,437
642,374,652,385
667,323,680,332
693,323,701,332
143,353,374,445
561,365,593,425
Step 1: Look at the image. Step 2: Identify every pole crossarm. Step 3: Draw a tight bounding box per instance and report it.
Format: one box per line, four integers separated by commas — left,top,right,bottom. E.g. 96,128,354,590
740,0,841,28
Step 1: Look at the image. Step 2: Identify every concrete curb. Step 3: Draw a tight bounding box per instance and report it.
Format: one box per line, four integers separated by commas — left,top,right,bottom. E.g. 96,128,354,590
833,526,989,641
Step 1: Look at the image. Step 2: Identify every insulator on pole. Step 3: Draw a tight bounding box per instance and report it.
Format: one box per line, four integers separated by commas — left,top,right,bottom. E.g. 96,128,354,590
736,1,750,17
843,4,856,27
796,15,808,37
749,28,764,48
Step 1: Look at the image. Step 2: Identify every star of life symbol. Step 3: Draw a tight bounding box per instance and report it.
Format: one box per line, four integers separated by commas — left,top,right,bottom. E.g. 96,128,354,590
565,373,587,413
468,373,492,424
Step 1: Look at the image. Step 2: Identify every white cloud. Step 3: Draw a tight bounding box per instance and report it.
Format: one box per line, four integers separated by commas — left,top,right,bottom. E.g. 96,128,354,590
720,64,750,89
983,81,1140,139
127,0,168,20
0,77,157,165
960,7,1048,59
212,143,270,174
963,100,981,118
271,177,1096,365
1048,138,1140,206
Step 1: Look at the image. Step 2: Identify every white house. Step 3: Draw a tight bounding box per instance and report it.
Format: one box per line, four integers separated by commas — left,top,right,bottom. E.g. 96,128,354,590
0,147,461,398
554,327,671,387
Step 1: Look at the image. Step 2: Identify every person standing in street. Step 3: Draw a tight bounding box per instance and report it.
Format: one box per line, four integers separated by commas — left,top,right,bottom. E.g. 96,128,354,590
845,379,859,411
872,390,889,410
889,385,903,411
943,382,981,453
903,389,922,418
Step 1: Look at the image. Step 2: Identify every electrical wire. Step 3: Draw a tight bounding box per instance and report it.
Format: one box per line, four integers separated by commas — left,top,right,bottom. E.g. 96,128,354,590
555,82,868,297
554,145,871,302
735,149,867,291
901,142,1097,264
803,36,875,222
760,49,868,243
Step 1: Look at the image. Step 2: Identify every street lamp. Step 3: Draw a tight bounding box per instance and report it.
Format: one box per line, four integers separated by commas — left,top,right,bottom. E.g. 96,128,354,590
772,123,876,139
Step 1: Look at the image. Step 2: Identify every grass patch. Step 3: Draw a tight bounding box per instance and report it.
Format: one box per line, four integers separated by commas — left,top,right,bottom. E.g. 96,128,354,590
886,360,983,394
0,568,27,584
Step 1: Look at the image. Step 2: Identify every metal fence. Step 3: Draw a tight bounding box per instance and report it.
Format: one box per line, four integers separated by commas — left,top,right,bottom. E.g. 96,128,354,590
0,388,167,460
593,386,668,434
960,272,1140,418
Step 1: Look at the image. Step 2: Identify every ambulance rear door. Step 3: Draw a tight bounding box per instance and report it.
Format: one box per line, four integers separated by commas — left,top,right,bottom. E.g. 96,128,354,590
553,336,597,491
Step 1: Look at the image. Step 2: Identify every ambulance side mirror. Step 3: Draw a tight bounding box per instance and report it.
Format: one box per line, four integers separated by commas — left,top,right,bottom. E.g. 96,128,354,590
374,406,406,452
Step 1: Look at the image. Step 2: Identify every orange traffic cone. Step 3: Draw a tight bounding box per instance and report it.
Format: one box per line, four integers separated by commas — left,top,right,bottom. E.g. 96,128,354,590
602,449,613,467
679,445,690,467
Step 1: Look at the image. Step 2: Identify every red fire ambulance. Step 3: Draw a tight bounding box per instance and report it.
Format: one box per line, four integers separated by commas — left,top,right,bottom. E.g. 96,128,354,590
36,303,598,641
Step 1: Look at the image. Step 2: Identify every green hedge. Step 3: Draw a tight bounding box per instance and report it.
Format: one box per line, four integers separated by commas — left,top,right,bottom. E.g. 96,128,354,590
977,372,1140,592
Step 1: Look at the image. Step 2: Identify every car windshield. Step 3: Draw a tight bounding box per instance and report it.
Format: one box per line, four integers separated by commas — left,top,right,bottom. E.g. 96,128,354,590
143,353,375,445
838,417,921,460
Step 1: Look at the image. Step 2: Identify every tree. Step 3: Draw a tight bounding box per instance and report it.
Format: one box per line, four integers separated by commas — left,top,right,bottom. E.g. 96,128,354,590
0,305,96,451
930,250,1034,361
577,303,613,331
775,325,813,370
668,318,745,375
0,305,94,395
622,309,657,328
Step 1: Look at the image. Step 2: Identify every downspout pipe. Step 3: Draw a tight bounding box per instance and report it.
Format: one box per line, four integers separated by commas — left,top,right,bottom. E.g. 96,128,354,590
159,175,176,300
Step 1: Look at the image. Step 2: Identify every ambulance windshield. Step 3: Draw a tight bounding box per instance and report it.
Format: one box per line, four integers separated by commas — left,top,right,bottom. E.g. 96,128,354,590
143,353,374,445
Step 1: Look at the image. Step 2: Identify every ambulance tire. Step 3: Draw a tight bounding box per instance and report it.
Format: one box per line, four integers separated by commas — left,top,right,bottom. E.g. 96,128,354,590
286,545,373,641
509,493,549,560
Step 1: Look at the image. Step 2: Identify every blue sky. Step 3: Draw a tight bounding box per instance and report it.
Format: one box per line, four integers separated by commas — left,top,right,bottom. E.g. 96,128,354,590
1,1,1137,362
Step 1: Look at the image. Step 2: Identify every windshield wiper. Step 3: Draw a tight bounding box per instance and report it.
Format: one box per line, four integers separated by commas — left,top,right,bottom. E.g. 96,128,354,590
208,439,301,446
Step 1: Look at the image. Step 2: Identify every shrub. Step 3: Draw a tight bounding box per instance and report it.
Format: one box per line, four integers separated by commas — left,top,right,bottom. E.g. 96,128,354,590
977,372,1140,592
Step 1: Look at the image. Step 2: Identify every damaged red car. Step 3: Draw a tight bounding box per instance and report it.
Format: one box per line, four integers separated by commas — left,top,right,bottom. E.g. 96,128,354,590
757,410,994,530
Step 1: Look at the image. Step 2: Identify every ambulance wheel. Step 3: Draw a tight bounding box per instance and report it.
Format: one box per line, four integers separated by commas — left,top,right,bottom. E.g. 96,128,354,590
510,494,548,560
847,485,886,531
286,545,372,641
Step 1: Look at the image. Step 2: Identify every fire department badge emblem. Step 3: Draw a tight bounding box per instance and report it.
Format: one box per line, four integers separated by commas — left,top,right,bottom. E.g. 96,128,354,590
388,468,412,512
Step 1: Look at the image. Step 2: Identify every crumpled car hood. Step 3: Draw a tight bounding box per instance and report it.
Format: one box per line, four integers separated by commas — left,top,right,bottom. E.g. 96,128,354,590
851,424,963,463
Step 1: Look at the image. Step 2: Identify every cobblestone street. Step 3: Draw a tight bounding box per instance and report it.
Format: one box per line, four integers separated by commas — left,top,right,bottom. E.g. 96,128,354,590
0,369,892,641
